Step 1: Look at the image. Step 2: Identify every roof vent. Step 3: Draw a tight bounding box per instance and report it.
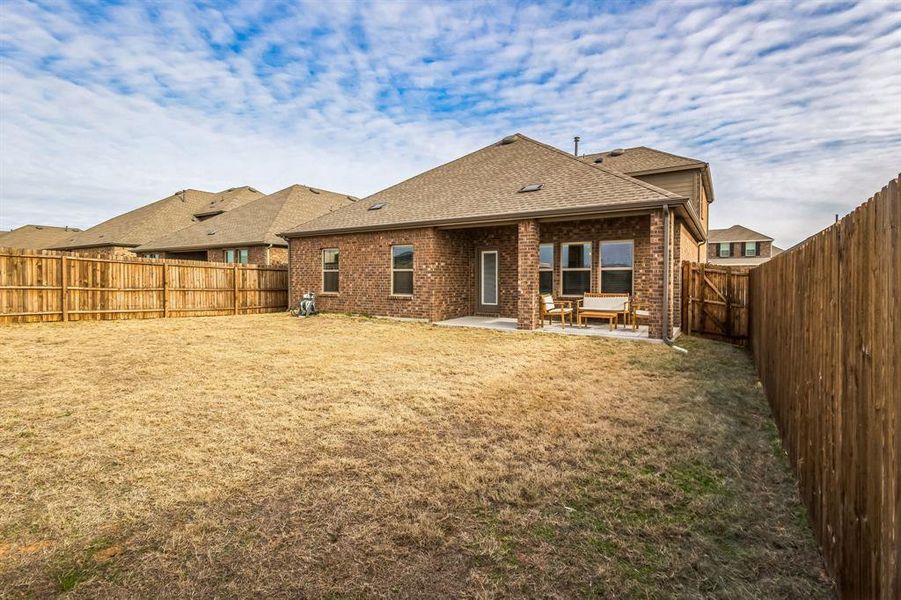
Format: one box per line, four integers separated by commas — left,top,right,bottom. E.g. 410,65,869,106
368,203,386,211
347,196,358,202
594,157,604,163
249,187,258,193
207,230,217,235
500,135,518,145
609,148,625,156
309,187,320,194
519,184,543,193
226,187,235,192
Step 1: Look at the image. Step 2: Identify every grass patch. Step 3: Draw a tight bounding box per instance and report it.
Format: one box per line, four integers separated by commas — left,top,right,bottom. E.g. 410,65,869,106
0,313,831,597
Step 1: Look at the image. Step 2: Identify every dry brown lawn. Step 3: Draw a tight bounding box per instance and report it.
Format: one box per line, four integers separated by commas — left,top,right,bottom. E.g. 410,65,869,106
1,313,831,598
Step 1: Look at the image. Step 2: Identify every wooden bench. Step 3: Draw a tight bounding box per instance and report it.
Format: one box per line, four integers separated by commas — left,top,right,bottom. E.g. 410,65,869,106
576,293,629,330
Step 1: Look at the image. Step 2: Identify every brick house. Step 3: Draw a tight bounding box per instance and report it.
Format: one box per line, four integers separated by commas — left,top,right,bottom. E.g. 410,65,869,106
51,187,264,258
134,184,355,265
707,225,783,266
281,134,713,339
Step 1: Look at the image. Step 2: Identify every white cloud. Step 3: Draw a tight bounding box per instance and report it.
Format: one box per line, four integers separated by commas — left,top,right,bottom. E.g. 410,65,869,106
0,0,899,248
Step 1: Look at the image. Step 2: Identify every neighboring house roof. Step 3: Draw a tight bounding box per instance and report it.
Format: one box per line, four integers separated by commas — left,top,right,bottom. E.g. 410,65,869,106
137,185,356,252
0,224,83,249
772,245,784,256
708,225,774,243
51,187,264,250
3,224,83,249
580,146,705,174
282,134,687,238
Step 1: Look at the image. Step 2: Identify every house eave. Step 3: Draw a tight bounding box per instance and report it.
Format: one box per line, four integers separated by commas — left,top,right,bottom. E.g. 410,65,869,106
136,240,287,253
280,197,691,240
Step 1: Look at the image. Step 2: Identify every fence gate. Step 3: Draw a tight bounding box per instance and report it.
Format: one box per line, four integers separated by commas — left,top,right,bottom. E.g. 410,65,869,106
681,262,750,343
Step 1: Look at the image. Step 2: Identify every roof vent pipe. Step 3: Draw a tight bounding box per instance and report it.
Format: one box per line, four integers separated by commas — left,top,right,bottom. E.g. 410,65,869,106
573,136,580,156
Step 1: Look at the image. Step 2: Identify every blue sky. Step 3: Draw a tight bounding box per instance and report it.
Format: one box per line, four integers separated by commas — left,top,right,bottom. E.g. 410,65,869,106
1,0,899,247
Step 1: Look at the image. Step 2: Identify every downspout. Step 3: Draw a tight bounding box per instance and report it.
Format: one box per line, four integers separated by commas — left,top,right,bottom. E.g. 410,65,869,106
662,204,688,353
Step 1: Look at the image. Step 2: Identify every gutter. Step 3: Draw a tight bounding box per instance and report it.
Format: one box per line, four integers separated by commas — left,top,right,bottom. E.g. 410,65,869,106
135,240,288,253
280,196,690,240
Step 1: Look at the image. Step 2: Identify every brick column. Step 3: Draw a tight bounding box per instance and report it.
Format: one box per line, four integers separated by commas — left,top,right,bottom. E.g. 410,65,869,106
647,210,665,339
517,219,540,330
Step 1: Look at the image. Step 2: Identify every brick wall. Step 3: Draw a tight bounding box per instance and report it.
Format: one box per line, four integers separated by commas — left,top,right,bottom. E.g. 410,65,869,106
516,220,540,329
707,240,772,259
70,246,136,259
207,245,280,265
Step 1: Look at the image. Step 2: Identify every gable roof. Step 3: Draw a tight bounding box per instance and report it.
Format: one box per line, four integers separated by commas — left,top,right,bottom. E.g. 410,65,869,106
282,134,684,238
0,224,83,249
51,186,264,250
708,225,773,243
579,146,705,175
136,185,356,252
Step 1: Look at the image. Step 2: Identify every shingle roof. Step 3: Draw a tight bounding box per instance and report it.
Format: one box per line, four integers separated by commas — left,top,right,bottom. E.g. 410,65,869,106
136,185,355,252
51,187,264,249
0,224,83,249
282,134,683,237
708,225,773,243
579,146,705,174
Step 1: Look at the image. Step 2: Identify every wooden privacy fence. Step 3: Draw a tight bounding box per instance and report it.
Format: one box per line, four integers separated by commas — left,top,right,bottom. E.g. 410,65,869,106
0,248,289,323
681,262,750,343
750,176,899,599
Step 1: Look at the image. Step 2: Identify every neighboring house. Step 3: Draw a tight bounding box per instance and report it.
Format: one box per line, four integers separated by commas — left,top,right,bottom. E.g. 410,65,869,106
50,187,264,258
0,224,83,249
135,184,356,265
281,134,713,339
707,225,783,266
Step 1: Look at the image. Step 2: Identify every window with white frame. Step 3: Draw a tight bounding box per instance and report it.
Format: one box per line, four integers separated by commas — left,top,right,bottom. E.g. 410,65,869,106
224,248,249,264
744,242,757,257
561,242,591,296
391,245,414,295
322,248,339,293
600,240,633,294
539,243,554,295
718,242,731,257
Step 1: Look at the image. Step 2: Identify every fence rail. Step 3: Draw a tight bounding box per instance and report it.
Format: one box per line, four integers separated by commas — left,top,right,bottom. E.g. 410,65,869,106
749,176,899,599
0,248,288,323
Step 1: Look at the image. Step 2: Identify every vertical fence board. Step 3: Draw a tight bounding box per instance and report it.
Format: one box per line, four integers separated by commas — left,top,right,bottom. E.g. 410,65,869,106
750,175,899,599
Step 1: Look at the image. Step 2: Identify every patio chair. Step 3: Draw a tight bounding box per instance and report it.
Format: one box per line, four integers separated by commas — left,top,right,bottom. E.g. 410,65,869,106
539,294,574,328
577,293,629,330
629,298,650,331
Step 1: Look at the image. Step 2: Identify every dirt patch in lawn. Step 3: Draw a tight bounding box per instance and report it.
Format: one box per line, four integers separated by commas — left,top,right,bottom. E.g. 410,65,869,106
0,313,831,597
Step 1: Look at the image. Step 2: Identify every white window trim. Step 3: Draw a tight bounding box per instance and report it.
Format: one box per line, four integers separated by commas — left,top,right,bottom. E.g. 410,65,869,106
224,248,249,264
538,243,554,295
391,244,414,296
322,248,339,293
560,241,592,297
480,250,499,306
600,239,634,295
744,242,757,257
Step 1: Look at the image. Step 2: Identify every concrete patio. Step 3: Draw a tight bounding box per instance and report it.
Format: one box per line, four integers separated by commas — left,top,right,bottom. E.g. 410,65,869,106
433,316,657,342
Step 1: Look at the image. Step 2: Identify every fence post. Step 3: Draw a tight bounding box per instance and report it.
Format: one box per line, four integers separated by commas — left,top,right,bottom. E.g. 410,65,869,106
162,262,169,318
725,268,732,339
60,255,68,322
233,264,239,315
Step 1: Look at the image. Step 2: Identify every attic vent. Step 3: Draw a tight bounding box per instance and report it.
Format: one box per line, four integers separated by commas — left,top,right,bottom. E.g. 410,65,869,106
500,135,518,145
369,203,386,211
594,157,604,163
207,230,217,236
609,148,625,156
309,187,320,194
347,196,358,202
518,184,543,193
249,187,258,193
226,187,235,192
